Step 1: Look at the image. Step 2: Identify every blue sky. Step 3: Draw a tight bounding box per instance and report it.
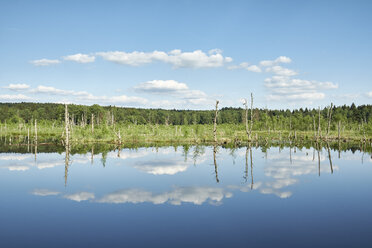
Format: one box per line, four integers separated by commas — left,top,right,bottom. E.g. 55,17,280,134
0,0,371,109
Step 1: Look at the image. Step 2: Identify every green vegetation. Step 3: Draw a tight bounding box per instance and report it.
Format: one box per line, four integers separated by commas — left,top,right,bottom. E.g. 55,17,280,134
0,102,371,145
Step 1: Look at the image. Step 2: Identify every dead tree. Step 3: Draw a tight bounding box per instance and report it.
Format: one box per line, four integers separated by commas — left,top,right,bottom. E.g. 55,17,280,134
34,119,38,144
326,103,333,139
317,107,321,140
313,115,316,140
243,99,249,141
213,100,219,143
64,104,70,147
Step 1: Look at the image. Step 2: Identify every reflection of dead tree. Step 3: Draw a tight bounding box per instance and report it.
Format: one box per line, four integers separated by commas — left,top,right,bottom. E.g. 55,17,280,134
313,146,315,161
327,143,333,174
64,142,70,187
338,140,341,159
117,145,121,158
91,145,94,165
244,147,248,183
213,145,219,183
317,143,321,177
250,144,253,190
192,145,205,165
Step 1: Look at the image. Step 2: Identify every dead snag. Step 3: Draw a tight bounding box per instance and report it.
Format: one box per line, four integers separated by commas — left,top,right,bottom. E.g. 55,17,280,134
213,100,219,143
326,103,333,139
249,93,254,141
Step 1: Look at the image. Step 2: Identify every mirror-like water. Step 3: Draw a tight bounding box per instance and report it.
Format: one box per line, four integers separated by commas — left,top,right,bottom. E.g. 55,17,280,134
0,144,371,247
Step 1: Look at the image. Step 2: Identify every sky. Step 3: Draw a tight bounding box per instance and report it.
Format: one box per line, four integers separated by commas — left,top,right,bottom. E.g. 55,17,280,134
0,0,371,110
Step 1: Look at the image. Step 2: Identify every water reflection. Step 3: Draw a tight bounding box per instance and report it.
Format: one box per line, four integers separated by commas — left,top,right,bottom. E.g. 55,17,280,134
1,143,371,206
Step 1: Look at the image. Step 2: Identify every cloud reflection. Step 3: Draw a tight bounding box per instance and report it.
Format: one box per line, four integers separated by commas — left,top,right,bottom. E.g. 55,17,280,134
97,186,232,205
64,192,95,202
132,160,189,175
32,189,61,196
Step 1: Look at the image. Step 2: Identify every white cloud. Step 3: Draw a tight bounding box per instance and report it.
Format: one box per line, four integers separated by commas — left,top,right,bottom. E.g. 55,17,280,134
32,189,61,196
30,59,61,66
264,76,338,103
11,84,148,106
266,65,297,76
367,91,372,98
64,192,95,202
30,85,90,96
3,83,30,91
134,80,188,93
134,80,210,106
96,49,231,68
227,62,262,72
79,93,148,105
63,53,95,63
259,56,292,67
0,94,31,101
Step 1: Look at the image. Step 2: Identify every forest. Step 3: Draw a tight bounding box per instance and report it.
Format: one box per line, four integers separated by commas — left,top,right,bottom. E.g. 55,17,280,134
0,102,371,144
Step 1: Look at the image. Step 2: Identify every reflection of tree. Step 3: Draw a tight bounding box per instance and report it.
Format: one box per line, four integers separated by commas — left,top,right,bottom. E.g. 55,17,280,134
327,143,333,174
244,147,248,183
182,145,190,162
250,144,254,190
229,147,237,165
117,145,121,158
64,143,70,187
91,145,94,165
317,142,321,177
213,145,219,183
193,145,205,165
243,143,254,189
101,150,108,167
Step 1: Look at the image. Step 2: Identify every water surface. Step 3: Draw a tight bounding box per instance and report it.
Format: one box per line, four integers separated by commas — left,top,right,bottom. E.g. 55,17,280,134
0,144,371,247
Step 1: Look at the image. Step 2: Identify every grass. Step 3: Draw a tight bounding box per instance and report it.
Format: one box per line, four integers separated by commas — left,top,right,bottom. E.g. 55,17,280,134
1,122,371,146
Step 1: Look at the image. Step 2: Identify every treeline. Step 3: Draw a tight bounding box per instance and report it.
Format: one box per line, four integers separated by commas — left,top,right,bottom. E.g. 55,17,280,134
0,102,371,132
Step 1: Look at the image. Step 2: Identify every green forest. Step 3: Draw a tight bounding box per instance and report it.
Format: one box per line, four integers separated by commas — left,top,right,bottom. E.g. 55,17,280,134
0,102,371,144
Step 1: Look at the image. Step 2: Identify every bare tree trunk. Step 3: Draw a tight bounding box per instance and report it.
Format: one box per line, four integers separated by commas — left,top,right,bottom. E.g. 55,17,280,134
65,104,70,147
34,119,37,144
243,99,249,141
27,127,30,146
326,103,333,139
338,120,341,140
213,100,219,143
249,93,253,140
313,115,316,140
317,107,321,140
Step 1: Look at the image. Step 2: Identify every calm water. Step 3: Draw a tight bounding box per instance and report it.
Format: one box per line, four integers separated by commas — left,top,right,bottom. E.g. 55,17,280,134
0,144,371,247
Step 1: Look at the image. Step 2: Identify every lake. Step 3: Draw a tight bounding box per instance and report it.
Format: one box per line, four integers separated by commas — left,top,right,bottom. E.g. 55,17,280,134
0,143,371,247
